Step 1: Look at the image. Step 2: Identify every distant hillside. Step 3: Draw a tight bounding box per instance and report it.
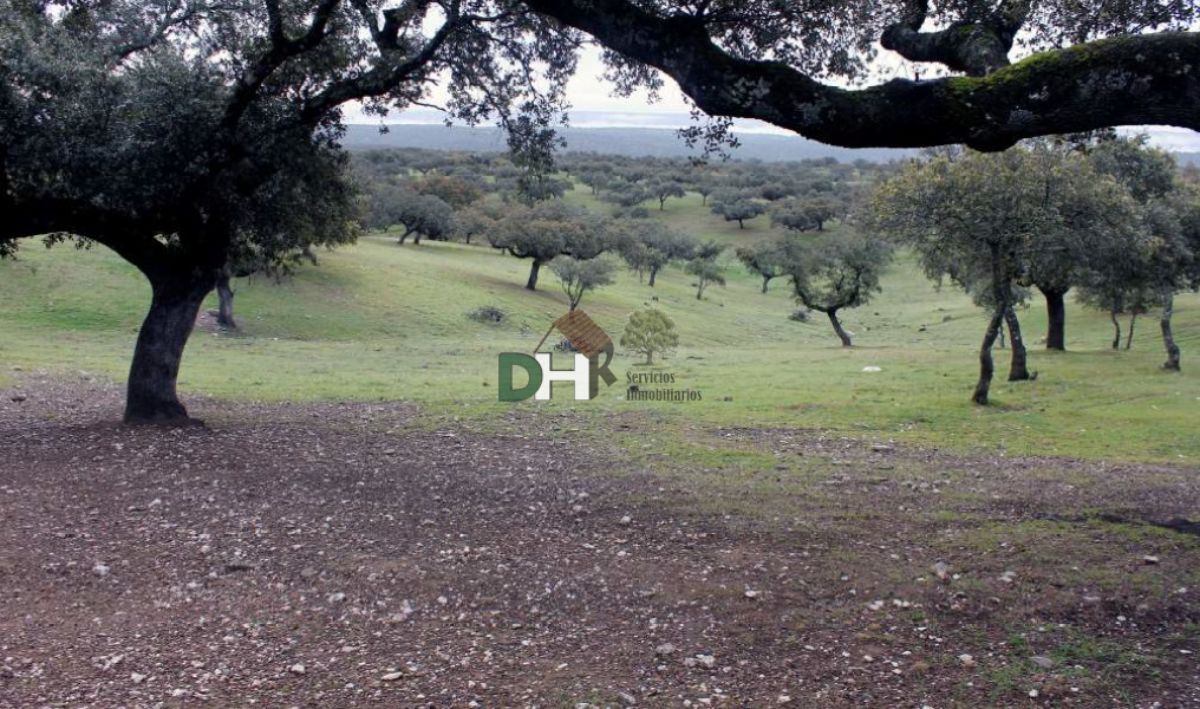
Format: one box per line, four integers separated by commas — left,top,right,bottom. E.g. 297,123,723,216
342,123,915,163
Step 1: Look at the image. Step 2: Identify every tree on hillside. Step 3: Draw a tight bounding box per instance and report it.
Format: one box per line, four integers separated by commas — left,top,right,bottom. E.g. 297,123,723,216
781,232,892,347
711,192,765,229
489,202,612,290
1087,137,1200,370
736,241,787,293
452,204,502,245
797,196,841,231
617,220,696,286
760,180,799,202
0,0,576,425
871,149,1054,404
685,243,727,300
1076,237,1156,350
648,178,686,210
578,167,614,196
771,196,841,233
391,191,454,245
412,174,484,209
1018,143,1141,350
621,308,679,364
1139,193,1200,370
551,256,616,310
603,179,653,209
690,174,719,206
1088,137,1179,204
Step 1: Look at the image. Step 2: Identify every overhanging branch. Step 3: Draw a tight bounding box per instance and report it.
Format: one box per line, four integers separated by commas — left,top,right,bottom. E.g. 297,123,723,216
522,0,1200,151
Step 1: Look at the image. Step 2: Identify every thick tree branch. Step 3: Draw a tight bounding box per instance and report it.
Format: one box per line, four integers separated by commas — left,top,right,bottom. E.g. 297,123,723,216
221,0,343,133
2,199,175,279
881,0,1029,76
298,6,461,125
523,0,1200,151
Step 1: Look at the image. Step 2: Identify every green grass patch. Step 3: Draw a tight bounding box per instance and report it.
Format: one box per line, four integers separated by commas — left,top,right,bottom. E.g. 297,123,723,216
2,181,1198,463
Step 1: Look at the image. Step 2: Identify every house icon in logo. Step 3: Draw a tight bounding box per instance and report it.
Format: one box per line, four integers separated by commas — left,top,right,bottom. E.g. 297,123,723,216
499,309,617,401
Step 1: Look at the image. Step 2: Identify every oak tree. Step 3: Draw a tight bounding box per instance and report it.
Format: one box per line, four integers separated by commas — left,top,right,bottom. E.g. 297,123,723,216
781,232,892,347
1,0,575,424
621,308,679,365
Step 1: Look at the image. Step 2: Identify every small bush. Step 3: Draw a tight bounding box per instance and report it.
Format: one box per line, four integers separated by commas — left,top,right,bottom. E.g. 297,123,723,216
467,305,506,324
789,308,811,322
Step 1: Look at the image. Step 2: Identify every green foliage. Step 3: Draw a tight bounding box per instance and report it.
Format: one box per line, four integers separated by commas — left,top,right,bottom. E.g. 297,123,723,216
783,231,893,313
620,308,679,364
649,178,687,210
491,202,607,260
685,245,728,300
412,174,485,209
551,255,616,310
771,195,842,232
488,201,613,289
1088,135,1178,203
617,220,696,285
736,241,787,292
375,189,454,244
710,193,766,229
451,204,502,245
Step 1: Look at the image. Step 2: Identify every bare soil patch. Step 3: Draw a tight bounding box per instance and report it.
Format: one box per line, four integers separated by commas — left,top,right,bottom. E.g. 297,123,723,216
1,377,1197,707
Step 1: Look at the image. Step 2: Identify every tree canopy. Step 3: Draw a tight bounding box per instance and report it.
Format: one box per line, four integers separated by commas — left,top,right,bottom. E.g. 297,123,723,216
489,202,613,290
781,231,893,347
0,0,576,423
621,308,679,365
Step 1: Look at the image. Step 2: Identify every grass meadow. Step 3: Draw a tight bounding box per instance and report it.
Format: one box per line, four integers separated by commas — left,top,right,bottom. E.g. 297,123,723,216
1,182,1198,463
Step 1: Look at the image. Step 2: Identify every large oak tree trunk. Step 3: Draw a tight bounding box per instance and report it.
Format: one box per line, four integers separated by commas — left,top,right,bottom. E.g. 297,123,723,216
526,259,544,291
216,270,237,330
1041,287,1067,350
1161,292,1181,371
1125,313,1136,350
973,308,1005,405
761,275,771,293
827,309,852,347
1110,309,1121,350
125,274,214,425
648,266,658,287
1004,307,1030,381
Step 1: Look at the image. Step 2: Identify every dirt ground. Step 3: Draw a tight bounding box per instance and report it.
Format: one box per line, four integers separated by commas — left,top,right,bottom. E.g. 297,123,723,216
1,375,1197,708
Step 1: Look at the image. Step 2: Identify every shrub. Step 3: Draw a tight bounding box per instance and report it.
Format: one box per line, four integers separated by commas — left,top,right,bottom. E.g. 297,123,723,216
467,305,506,324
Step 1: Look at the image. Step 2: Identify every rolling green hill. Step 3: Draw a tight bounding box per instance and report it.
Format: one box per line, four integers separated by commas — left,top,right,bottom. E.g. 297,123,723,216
1,183,1197,462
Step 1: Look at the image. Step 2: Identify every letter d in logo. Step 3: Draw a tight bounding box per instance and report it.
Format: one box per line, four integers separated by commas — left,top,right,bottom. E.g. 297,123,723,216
498,353,542,402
